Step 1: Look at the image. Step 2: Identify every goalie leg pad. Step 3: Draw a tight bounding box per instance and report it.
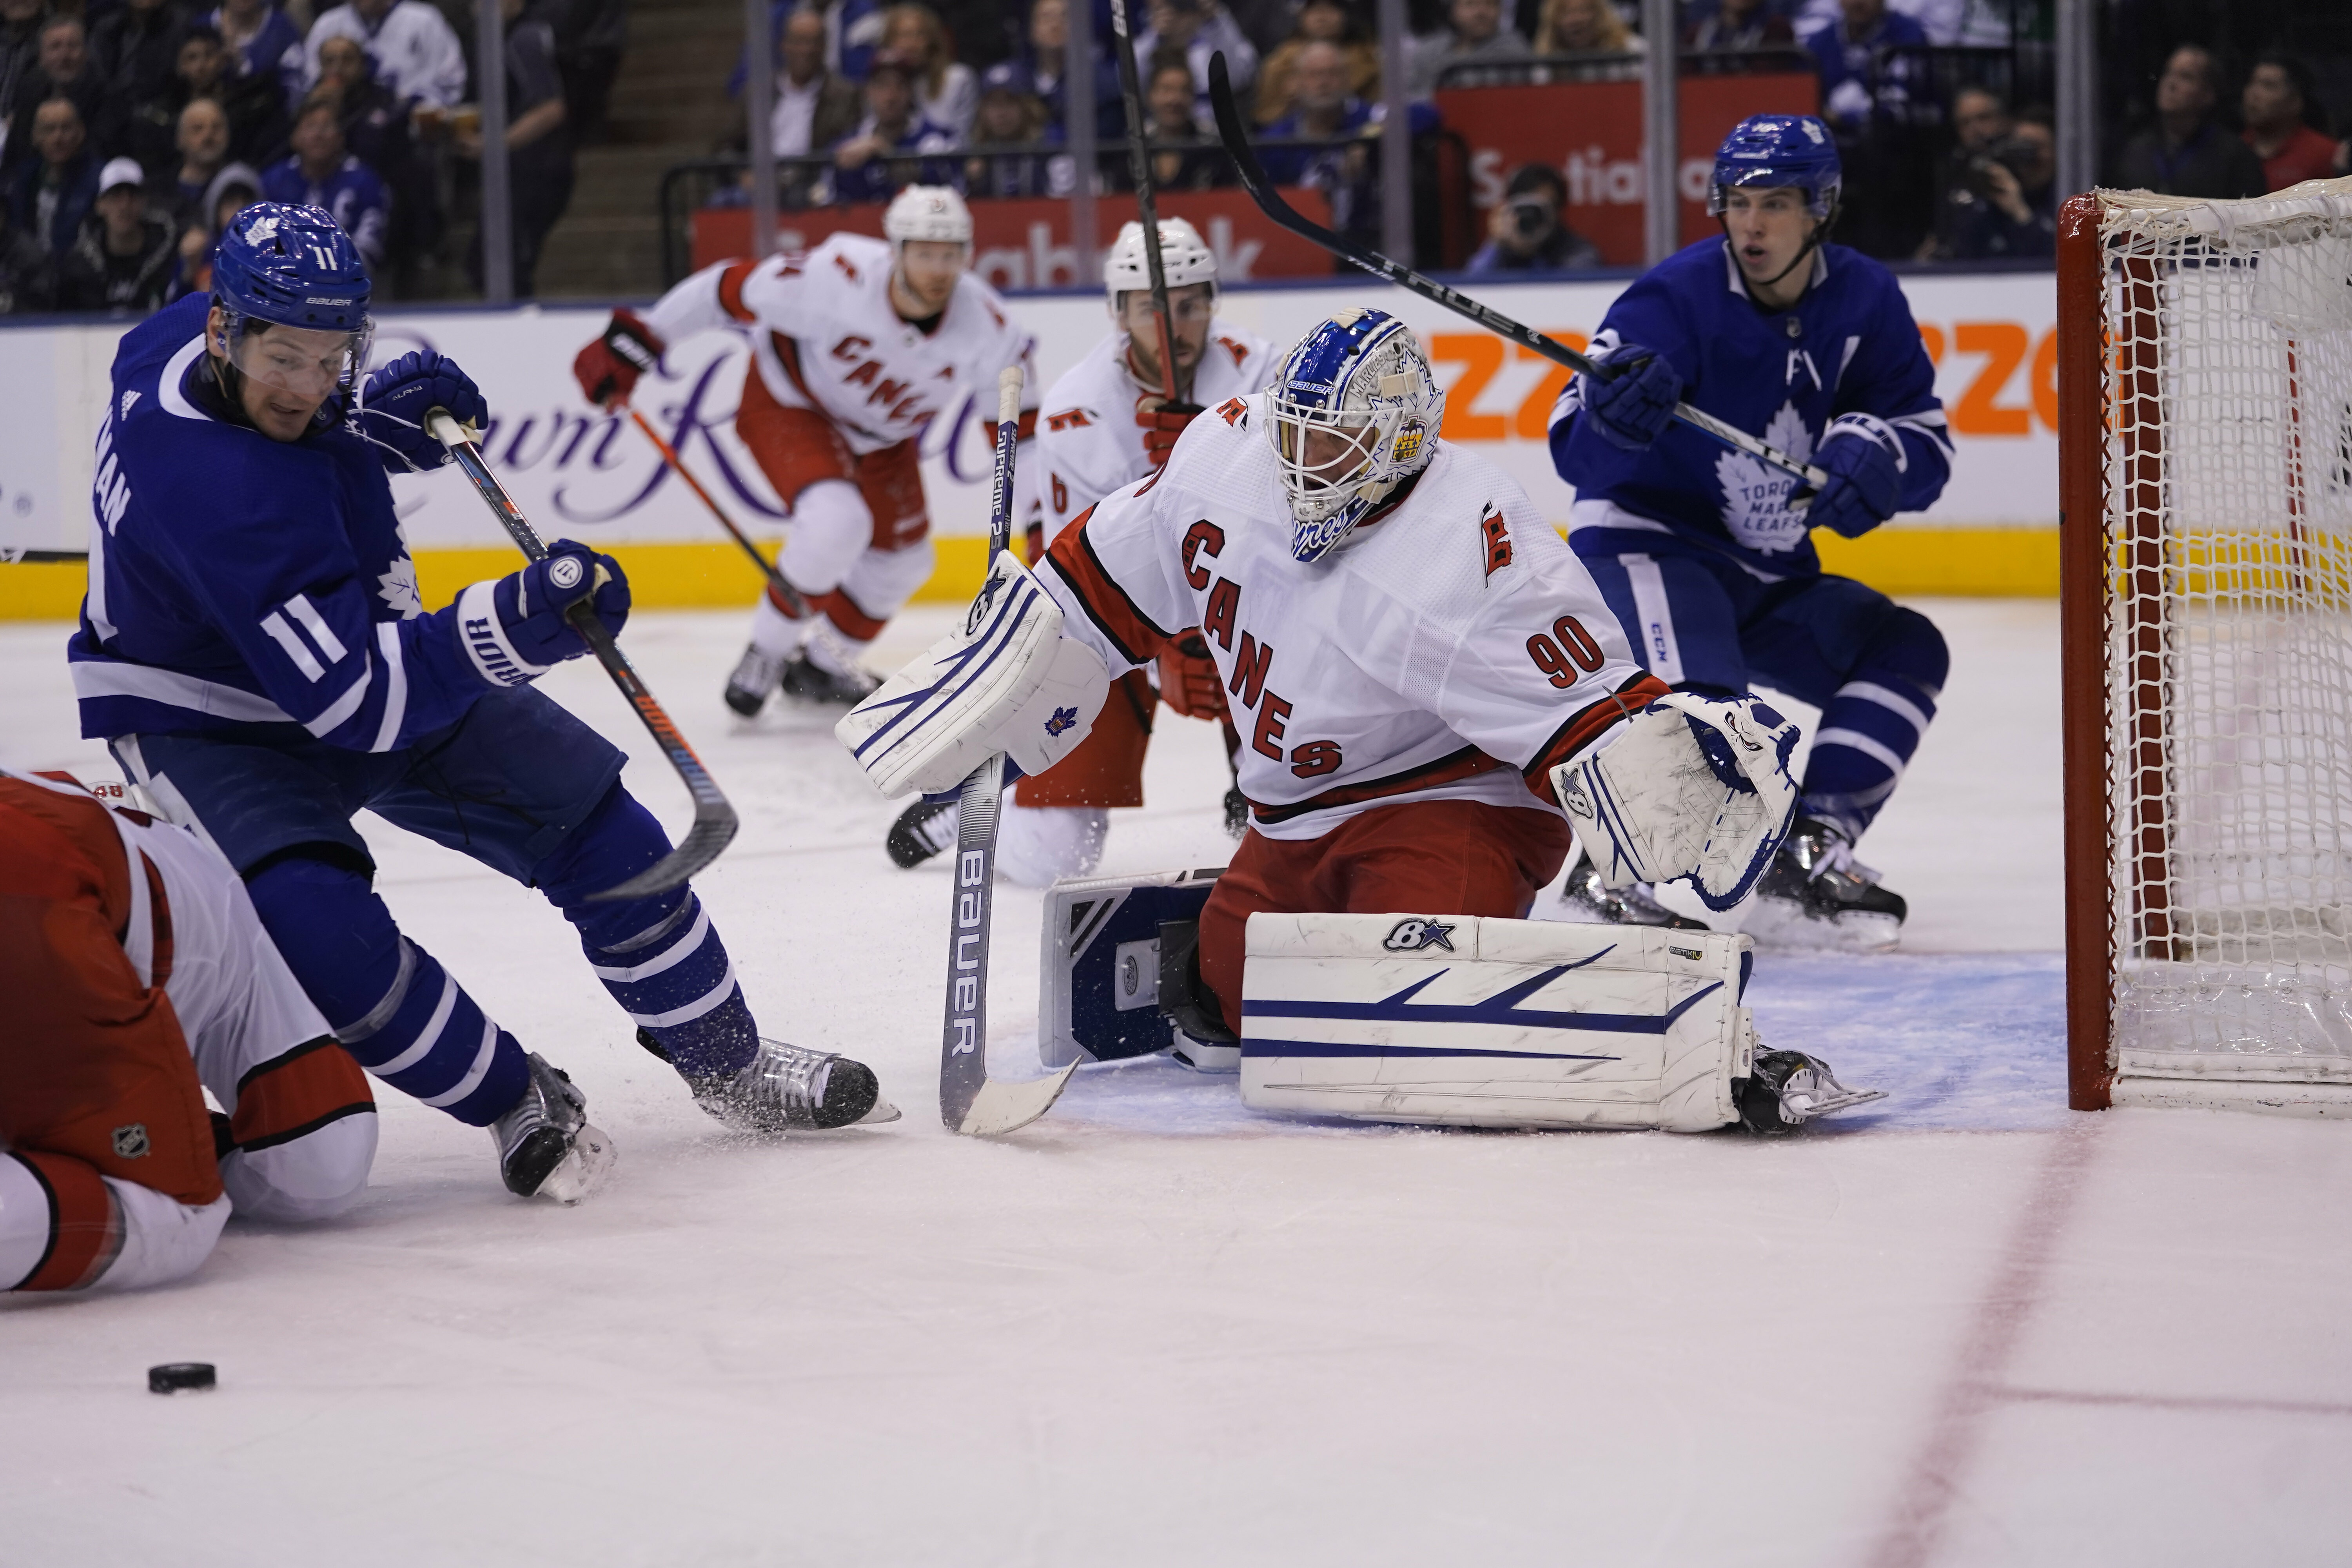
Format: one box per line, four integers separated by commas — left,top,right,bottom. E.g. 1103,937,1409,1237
1038,867,1223,1068
1237,913,1758,1132
1553,693,1801,912
835,551,1111,799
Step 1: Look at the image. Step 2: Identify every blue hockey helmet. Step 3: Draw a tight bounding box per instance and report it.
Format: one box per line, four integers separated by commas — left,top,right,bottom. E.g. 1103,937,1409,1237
1708,114,1842,220
208,203,372,428
1264,309,1444,564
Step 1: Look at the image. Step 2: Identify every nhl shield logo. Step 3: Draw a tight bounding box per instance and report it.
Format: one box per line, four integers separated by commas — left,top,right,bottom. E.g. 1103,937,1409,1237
112,1124,151,1159
1044,706,1078,737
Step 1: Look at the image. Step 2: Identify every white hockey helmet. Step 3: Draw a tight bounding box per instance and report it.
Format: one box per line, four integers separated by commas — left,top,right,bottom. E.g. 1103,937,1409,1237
1103,217,1218,306
883,185,973,247
1264,309,1444,563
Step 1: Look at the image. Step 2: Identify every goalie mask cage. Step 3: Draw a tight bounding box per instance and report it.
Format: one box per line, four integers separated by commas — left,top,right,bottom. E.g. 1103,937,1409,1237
2058,178,2352,1114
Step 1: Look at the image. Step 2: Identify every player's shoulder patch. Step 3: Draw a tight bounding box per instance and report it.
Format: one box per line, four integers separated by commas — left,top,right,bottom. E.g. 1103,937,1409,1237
1478,501,1513,579
1044,406,1094,432
1216,396,1248,428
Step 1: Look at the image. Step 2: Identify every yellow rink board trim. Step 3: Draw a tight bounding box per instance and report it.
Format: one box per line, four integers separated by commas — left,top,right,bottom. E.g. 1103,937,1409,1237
0,528,2060,622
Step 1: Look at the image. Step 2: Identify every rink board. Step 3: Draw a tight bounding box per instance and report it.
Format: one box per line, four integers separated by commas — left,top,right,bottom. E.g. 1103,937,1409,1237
0,269,2060,618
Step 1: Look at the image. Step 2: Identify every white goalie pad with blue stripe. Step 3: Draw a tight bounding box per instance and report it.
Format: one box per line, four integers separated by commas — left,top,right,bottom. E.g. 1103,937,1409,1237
1239,914,1757,1131
836,552,1111,800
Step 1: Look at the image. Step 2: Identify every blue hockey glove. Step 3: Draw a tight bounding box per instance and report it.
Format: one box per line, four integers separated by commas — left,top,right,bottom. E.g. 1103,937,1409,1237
1580,341,1682,452
359,350,490,473
456,541,631,686
1807,414,1904,539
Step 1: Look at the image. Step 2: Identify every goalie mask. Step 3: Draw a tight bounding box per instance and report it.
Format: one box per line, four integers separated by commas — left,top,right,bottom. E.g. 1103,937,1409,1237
1264,310,1444,564
208,201,373,428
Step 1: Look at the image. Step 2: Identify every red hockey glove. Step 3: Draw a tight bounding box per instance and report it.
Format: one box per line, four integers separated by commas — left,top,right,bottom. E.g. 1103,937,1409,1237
573,309,666,410
1157,632,1228,720
1138,398,1204,470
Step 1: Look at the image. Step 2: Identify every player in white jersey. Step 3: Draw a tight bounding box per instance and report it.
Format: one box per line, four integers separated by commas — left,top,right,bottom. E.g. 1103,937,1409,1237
839,310,1875,1133
573,186,1038,710
882,217,1278,885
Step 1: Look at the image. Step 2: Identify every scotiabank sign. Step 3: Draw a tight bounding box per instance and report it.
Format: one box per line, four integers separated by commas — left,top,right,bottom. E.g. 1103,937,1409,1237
1435,74,1820,266
691,187,1339,287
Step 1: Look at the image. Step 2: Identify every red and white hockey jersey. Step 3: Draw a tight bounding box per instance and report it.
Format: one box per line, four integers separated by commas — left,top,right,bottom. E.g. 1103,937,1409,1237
646,232,1038,455
1027,319,1278,543
1035,395,1670,840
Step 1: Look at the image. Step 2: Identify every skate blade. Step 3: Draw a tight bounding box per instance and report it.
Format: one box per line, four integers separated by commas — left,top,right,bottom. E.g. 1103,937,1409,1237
804,1094,903,1129
956,1065,1078,1137
535,1120,617,1205
1784,1080,1887,1125
1740,899,1901,954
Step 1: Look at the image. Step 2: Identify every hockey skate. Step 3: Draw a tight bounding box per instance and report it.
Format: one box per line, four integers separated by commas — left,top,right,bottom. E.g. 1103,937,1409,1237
779,653,880,706
886,796,959,868
651,1032,901,1134
1552,850,1707,930
1735,1049,1885,1135
723,642,787,717
1742,818,1906,952
490,1053,617,1203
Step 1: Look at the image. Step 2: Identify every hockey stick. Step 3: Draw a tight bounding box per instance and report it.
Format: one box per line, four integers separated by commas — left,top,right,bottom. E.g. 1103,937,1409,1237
939,365,1079,1136
426,409,739,902
1203,53,1831,495
0,548,88,563
1108,0,1180,405
625,407,810,617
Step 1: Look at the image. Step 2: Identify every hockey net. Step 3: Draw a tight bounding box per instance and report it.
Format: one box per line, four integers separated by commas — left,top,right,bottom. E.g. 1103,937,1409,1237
2058,178,2352,1113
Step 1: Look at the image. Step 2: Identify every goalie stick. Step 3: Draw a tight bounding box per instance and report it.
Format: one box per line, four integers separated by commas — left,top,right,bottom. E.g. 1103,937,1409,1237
938,366,1079,1136
426,408,739,902
626,407,811,618
1203,53,1829,495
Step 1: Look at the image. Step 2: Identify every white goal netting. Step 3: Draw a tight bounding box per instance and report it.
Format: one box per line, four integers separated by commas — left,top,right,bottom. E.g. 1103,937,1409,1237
2096,178,2352,1095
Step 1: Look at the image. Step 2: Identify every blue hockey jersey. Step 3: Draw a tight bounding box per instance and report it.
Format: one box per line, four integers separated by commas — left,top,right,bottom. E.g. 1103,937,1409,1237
69,294,496,750
1548,238,1953,580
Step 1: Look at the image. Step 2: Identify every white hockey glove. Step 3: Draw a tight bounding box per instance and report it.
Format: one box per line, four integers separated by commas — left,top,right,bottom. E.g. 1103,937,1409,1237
1552,693,1801,912
835,551,1111,800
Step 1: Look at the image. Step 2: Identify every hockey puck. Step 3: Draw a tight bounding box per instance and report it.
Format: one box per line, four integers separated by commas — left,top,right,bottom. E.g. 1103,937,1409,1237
148,1362,216,1394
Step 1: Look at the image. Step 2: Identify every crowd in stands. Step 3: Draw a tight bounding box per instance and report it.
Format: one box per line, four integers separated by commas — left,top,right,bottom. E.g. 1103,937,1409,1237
0,0,616,312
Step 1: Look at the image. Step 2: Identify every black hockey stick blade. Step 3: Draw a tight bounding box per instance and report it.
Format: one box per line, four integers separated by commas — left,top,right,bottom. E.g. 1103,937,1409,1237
0,547,89,563
427,410,739,902
1203,54,1827,492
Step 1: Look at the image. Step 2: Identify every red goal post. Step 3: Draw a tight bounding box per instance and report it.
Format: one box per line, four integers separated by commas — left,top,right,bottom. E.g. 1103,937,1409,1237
2058,178,2352,1116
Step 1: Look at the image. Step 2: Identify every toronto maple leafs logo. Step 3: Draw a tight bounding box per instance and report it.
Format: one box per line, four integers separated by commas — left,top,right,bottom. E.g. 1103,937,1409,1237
377,554,423,619
1717,401,1815,555
1044,706,1078,737
1383,918,1455,952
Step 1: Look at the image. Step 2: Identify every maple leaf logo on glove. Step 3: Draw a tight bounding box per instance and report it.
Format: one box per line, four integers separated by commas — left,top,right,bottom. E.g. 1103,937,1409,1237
1044,706,1078,737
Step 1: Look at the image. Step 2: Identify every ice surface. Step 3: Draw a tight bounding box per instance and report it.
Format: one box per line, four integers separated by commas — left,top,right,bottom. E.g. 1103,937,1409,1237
4,600,2347,1565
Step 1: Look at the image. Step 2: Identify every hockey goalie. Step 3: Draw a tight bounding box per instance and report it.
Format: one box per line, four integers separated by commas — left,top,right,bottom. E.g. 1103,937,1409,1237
839,310,1880,1134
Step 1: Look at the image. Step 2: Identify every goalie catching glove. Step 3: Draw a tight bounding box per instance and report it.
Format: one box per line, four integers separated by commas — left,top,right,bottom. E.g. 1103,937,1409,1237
835,551,1111,799
1555,693,1801,912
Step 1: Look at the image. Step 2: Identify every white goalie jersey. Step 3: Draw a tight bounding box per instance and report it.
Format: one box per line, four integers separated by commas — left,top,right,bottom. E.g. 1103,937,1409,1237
644,232,1039,456
1032,394,1670,840
1026,320,1279,543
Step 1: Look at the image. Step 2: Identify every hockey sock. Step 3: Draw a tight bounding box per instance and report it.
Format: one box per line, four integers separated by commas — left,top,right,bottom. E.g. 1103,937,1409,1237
748,587,811,658
538,786,759,1080
1800,671,1942,843
245,856,530,1126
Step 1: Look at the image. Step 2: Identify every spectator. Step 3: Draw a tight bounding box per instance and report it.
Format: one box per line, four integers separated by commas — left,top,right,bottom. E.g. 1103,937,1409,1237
962,60,1070,197
880,3,974,141
456,0,572,296
175,156,260,291
9,97,100,258
1944,108,2053,260
1257,0,1375,126
7,20,103,177
206,0,307,103
163,26,290,169
312,33,438,283
2110,45,2264,201
1020,0,1117,141
0,188,53,311
1466,161,1599,272
764,7,860,158
550,0,627,142
155,96,232,228
261,93,388,265
58,155,178,312
303,0,467,110
1120,51,1223,190
2241,54,2337,192
1918,83,2005,259
1534,0,1639,56
826,50,953,203
1260,37,1378,242
0,0,46,156
89,0,190,165
1804,0,1936,256
1408,0,1527,97
1685,0,1794,52
1139,0,1257,116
